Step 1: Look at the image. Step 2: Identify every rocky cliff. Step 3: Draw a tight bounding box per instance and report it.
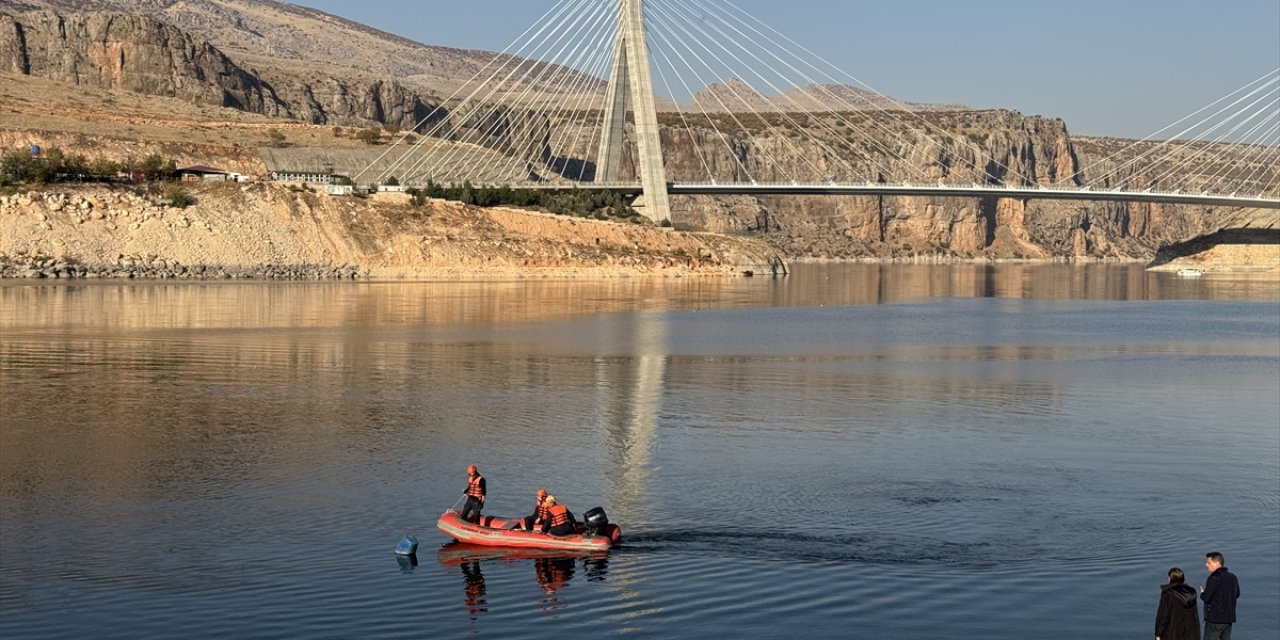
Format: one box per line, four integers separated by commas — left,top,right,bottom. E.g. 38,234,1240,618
592,111,1254,260
0,10,443,129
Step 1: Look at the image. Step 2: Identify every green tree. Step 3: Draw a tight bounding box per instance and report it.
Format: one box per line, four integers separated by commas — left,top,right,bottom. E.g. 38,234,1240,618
355,128,382,145
88,157,120,180
139,154,172,181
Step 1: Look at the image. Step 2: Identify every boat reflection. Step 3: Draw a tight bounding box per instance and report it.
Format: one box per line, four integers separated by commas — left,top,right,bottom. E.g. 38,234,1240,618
436,542,610,617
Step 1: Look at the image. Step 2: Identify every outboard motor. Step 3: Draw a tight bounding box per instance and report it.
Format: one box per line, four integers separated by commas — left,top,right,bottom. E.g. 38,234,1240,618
583,507,609,535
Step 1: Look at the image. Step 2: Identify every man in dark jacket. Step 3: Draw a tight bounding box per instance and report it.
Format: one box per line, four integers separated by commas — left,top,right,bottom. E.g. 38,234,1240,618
1155,567,1200,640
1200,551,1241,640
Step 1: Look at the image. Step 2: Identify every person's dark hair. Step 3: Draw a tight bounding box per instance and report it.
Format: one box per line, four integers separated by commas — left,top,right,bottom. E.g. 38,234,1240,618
1167,567,1185,584
1206,551,1225,564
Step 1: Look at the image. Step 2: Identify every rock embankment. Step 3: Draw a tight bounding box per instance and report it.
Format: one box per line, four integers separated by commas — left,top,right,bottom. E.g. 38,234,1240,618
0,184,781,280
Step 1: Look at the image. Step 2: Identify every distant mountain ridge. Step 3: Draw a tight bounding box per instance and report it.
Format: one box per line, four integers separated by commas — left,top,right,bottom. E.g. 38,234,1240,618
691,78,965,114
5,0,962,128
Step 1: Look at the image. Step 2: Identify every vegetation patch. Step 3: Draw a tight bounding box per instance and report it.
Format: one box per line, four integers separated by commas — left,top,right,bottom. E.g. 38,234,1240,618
409,181,643,222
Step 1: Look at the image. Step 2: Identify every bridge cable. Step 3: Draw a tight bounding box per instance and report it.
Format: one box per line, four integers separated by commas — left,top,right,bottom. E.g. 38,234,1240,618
651,48,718,184
1068,68,1278,191
365,0,588,185
474,0,617,184
553,18,618,184
411,0,612,184
690,0,942,184
641,5,757,183
650,0,873,183
378,0,592,185
1198,105,1280,195
1146,94,1279,191
422,0,610,183
719,0,1039,187
648,0,857,182
645,1,804,183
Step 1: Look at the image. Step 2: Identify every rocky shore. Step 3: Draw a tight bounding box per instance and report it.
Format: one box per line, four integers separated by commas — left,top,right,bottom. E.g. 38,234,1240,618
0,184,782,280
0,252,362,280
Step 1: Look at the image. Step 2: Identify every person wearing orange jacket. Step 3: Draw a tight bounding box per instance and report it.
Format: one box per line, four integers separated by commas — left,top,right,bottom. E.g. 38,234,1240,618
460,465,486,524
515,487,550,531
538,495,576,536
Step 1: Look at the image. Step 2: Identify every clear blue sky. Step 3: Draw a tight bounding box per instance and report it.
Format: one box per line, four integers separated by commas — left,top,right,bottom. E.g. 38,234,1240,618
293,0,1279,139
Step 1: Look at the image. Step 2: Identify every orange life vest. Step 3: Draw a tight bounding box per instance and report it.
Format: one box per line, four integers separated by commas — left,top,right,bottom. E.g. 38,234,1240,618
466,474,485,500
534,498,551,521
546,503,571,527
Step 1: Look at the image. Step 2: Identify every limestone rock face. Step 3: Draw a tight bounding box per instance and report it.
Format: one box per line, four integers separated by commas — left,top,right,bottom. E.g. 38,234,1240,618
1,10,288,116
634,112,1232,260
255,72,443,130
0,9,442,129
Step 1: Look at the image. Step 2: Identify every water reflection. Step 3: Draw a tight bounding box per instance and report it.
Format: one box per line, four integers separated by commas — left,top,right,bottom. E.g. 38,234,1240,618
600,310,666,528
2,265,1274,335
395,553,418,573
435,543,609,619
461,561,488,618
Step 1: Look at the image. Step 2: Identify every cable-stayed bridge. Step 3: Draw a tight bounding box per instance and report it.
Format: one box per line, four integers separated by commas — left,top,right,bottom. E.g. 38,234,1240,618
356,0,1280,224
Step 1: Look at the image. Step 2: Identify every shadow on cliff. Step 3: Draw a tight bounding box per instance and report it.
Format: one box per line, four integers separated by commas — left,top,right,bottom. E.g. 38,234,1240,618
1148,228,1280,268
544,156,597,182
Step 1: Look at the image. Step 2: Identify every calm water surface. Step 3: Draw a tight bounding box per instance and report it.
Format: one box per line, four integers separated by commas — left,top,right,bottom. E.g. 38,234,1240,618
1,264,1278,639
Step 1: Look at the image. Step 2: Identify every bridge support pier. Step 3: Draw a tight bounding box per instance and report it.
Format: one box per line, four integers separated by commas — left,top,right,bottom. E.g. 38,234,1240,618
597,0,671,224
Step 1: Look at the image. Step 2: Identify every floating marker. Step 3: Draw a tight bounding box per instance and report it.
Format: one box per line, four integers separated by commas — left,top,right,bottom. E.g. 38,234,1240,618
394,534,418,556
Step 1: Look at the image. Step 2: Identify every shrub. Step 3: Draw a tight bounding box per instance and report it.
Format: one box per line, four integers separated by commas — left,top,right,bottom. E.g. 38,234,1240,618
165,187,194,209
266,128,288,147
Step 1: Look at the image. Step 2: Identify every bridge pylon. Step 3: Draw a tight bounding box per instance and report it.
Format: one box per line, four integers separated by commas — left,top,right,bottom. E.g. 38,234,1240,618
597,0,671,224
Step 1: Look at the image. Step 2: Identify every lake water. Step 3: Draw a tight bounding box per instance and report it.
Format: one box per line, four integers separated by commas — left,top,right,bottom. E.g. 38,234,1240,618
1,264,1277,639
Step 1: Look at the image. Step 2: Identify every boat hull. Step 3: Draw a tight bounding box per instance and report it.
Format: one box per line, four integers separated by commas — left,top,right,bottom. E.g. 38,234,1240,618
436,510,621,551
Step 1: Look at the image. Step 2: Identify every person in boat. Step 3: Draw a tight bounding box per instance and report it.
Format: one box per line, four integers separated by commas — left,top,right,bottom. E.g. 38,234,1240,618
460,464,486,524
538,495,576,536
513,487,551,531
1154,567,1200,640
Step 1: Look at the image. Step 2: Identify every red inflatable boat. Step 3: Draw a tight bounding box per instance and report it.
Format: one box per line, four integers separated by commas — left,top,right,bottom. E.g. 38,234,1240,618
436,509,622,552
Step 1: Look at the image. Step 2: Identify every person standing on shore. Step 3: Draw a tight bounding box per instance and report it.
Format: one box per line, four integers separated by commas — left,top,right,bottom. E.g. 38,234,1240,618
1199,551,1240,640
460,465,486,524
1154,567,1200,640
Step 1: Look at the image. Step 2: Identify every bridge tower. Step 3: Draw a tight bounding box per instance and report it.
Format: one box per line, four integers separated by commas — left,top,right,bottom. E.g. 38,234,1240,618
597,0,671,224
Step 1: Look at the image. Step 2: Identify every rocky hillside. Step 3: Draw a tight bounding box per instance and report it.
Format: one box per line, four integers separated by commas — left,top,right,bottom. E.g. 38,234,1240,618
7,0,503,97
1,3,1273,265
6,1,942,117
0,183,782,279
0,10,449,129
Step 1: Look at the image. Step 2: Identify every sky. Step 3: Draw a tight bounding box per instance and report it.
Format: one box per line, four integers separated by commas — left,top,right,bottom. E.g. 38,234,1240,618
291,0,1280,139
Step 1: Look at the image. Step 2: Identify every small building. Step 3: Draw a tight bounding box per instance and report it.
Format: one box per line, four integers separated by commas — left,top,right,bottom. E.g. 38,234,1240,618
325,184,354,196
271,170,335,185
178,165,239,182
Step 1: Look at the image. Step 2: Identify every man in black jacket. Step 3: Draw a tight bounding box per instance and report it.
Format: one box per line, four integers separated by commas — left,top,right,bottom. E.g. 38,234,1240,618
1200,551,1241,640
